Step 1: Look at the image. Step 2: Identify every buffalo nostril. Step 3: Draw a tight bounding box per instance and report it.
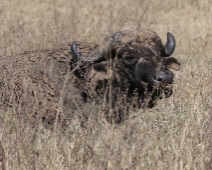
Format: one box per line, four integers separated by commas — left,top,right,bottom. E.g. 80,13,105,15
158,77,162,81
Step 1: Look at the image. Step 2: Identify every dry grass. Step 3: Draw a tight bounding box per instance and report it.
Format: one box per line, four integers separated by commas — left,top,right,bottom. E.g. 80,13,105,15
0,0,212,169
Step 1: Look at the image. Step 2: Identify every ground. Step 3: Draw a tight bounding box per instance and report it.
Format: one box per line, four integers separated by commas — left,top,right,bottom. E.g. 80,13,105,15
0,0,211,169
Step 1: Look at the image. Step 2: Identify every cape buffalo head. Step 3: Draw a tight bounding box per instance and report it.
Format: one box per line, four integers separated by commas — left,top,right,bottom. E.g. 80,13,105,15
71,28,180,122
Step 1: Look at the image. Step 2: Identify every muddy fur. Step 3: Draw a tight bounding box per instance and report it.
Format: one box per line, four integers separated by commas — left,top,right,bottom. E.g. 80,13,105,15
0,45,89,129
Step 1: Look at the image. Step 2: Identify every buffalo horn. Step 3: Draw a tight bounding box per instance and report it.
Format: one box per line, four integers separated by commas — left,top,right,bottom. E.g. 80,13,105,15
71,41,80,60
163,32,176,57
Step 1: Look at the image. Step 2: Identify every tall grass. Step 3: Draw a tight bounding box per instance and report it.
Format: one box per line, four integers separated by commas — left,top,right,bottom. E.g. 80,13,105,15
0,0,211,169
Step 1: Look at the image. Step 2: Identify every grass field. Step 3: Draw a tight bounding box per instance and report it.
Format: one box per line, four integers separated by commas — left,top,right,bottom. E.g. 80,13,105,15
0,0,212,169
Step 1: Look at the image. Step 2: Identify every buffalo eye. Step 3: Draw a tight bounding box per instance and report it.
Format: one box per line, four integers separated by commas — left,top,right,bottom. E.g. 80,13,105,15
125,55,134,60
122,53,138,64
122,52,131,59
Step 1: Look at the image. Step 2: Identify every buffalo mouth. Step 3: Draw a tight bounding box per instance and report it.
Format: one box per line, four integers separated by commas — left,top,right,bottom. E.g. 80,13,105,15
137,79,173,105
153,84,173,98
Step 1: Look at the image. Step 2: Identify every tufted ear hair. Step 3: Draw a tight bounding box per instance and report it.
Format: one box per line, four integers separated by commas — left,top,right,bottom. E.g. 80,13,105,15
91,61,113,81
162,57,181,70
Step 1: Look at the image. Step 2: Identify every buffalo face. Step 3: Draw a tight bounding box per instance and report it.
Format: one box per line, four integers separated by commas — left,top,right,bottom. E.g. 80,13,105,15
114,40,180,107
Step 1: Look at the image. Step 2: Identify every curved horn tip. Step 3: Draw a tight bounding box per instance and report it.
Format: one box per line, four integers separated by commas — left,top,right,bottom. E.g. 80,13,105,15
71,41,79,60
167,32,175,41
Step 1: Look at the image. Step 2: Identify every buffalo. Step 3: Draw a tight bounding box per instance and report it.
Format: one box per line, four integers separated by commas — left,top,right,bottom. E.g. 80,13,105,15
0,28,180,127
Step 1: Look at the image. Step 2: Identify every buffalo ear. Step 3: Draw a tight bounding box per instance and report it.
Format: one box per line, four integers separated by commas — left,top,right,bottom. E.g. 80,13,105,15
162,57,181,70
